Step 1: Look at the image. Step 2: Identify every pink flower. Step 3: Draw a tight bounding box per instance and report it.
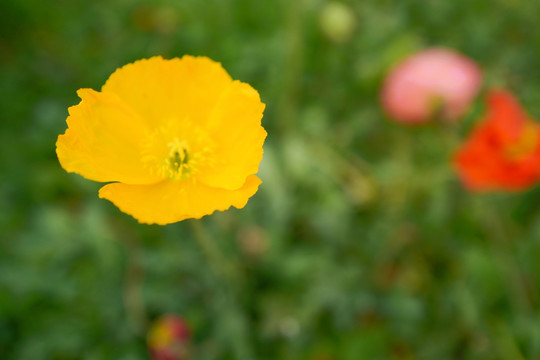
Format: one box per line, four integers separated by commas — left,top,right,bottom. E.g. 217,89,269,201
381,48,482,124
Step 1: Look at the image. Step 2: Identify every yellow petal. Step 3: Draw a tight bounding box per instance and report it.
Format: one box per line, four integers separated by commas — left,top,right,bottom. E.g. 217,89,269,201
197,81,267,190
56,89,163,184
98,175,262,225
101,56,233,127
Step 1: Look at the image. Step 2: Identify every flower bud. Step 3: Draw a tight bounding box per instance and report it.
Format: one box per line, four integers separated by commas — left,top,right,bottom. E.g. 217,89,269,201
147,315,191,360
319,2,356,43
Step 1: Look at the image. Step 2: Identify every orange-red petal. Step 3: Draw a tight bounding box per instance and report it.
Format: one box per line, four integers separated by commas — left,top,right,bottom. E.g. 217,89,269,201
486,90,527,141
454,90,540,192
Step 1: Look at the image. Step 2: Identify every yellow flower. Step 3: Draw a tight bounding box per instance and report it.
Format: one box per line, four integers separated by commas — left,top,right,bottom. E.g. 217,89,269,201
56,56,266,225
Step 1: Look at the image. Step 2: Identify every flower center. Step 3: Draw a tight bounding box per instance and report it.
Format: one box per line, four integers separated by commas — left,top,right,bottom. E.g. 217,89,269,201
141,119,215,182
165,138,192,180
505,122,539,161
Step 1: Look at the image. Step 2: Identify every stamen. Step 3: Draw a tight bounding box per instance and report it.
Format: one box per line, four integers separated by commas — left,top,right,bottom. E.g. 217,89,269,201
170,148,188,171
140,119,215,181
166,139,192,180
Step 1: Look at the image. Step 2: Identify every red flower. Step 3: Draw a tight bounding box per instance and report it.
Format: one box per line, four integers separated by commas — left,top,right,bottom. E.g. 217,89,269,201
454,90,540,192
147,315,191,360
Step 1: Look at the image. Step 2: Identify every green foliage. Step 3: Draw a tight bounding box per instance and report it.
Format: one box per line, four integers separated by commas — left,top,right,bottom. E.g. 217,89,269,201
2,0,540,359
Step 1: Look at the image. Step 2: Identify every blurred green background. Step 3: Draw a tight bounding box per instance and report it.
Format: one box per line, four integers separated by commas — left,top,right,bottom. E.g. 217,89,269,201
2,0,540,359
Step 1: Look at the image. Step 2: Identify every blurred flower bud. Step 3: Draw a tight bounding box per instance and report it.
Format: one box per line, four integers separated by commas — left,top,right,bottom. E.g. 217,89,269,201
279,317,300,338
148,315,191,360
238,226,268,260
132,5,180,35
319,2,356,43
311,356,334,360
342,167,377,207
381,48,482,124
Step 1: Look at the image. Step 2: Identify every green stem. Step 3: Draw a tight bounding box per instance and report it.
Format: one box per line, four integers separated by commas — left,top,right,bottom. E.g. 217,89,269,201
121,235,148,335
189,220,236,279
189,219,253,360
277,0,304,133
479,197,533,314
